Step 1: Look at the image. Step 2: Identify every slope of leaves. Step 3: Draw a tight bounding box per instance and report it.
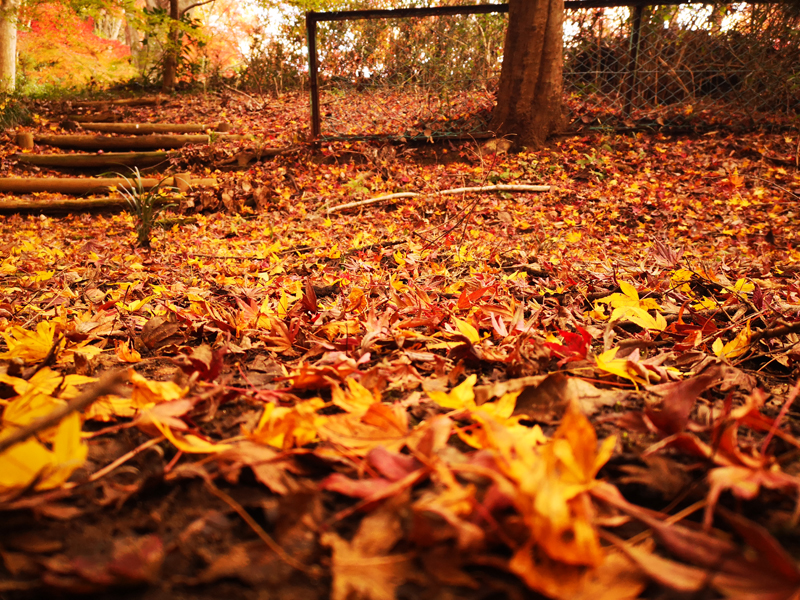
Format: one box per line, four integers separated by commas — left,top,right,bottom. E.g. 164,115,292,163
1,93,800,599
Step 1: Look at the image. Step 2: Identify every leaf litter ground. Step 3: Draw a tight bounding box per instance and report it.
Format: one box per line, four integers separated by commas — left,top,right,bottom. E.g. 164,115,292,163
1,92,800,600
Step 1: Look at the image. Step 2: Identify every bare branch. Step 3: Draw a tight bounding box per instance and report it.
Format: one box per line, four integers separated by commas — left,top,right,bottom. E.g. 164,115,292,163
326,184,551,214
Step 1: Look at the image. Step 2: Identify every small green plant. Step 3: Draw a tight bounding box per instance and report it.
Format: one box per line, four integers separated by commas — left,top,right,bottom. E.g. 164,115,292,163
113,168,177,248
0,94,32,129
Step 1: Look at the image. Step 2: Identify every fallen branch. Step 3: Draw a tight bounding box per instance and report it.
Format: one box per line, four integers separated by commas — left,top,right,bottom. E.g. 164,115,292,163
0,370,128,455
751,321,800,344
325,184,551,213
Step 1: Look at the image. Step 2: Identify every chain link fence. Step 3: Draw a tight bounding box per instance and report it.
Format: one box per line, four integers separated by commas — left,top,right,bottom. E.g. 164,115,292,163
305,1,799,140
566,2,800,129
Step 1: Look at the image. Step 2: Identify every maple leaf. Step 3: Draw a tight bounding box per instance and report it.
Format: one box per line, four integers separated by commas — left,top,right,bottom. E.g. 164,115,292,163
151,418,232,454
0,320,61,362
596,484,800,599
322,497,412,600
594,281,666,331
130,370,189,409
115,340,142,363
470,401,614,579
0,367,96,399
84,394,137,422
115,295,154,313
0,320,101,364
713,320,752,360
246,398,327,449
452,316,481,344
544,327,593,365
0,411,87,493
426,374,478,410
331,377,380,416
318,402,409,456
595,347,650,387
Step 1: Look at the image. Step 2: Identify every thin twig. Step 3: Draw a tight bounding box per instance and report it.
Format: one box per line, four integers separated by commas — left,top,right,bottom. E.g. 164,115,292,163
86,436,165,484
761,379,800,455
204,479,312,573
0,370,128,455
326,184,551,214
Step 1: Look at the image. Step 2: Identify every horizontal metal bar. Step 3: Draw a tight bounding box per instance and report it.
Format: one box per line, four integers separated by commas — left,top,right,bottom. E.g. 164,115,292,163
308,5,507,24
309,0,779,23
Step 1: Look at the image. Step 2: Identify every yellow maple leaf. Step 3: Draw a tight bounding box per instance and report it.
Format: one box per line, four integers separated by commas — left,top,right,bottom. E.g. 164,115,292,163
151,418,231,454
609,305,667,331
116,295,154,313
597,281,660,311
730,278,755,294
332,378,380,416
595,347,649,387
247,398,327,449
713,320,752,360
551,402,616,485
453,317,481,345
276,289,291,319
597,282,665,331
84,394,137,421
427,375,477,410
318,403,409,456
3,390,64,433
0,320,60,362
0,367,95,399
0,412,88,493
130,370,188,408
0,258,17,274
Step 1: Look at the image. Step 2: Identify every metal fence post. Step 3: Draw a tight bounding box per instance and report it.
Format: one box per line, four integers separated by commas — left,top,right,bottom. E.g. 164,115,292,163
306,11,321,141
624,3,644,117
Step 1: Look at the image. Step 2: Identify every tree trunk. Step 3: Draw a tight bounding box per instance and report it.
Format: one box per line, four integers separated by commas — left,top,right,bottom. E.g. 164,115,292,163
0,0,19,93
489,0,565,149
161,0,180,93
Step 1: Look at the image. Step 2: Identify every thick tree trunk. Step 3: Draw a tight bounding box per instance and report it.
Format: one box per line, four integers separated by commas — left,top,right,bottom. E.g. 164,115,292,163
489,0,565,149
0,0,19,93
161,0,180,93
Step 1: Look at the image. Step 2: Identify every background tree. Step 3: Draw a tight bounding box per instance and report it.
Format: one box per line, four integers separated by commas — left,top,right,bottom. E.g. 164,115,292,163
0,0,19,92
156,0,214,92
489,0,565,149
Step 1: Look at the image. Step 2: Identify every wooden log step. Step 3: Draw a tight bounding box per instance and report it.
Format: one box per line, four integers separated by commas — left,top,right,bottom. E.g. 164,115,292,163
29,134,250,151
0,175,217,195
0,195,174,212
71,96,169,108
77,122,231,135
14,151,175,169
67,112,117,123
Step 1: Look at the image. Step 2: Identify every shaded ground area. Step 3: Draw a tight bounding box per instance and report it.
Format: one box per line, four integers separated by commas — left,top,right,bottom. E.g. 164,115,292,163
1,91,800,599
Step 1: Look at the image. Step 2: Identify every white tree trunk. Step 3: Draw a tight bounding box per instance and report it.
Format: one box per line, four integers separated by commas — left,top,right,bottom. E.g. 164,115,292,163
0,0,19,93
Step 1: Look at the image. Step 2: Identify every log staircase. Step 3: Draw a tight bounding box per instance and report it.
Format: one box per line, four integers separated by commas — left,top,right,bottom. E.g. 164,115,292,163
0,96,229,212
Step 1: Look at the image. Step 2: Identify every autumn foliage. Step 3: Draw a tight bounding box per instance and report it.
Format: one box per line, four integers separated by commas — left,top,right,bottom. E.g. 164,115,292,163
17,3,136,91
